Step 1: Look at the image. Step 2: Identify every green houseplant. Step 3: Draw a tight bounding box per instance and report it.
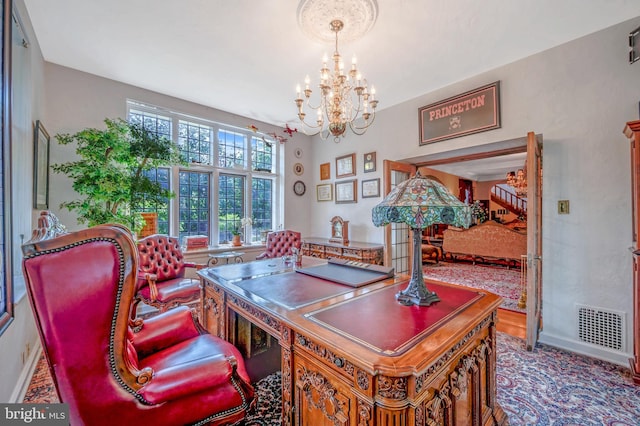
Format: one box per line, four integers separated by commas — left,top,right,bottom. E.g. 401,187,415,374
52,118,184,233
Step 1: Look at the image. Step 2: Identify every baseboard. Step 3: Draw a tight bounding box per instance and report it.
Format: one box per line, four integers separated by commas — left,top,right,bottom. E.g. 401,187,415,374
538,331,631,367
9,340,42,403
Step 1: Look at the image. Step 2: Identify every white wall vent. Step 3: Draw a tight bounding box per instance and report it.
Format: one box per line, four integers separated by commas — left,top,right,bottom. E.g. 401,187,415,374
576,304,625,351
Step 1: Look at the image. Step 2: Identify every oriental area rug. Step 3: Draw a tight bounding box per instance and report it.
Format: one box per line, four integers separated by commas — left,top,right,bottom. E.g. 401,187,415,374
23,333,640,425
423,261,526,313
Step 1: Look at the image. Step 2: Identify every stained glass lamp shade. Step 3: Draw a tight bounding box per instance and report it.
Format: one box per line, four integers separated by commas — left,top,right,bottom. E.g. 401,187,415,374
372,172,471,306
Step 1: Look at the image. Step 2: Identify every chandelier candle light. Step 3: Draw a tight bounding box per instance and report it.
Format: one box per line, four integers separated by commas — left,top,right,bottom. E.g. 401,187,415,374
506,168,527,196
295,19,378,142
372,172,471,306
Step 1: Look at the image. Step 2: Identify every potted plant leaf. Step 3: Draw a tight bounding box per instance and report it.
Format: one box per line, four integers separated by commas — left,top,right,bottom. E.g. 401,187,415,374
52,118,184,233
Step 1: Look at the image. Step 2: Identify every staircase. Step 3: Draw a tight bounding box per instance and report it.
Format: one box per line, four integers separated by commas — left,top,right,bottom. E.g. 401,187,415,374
491,185,527,217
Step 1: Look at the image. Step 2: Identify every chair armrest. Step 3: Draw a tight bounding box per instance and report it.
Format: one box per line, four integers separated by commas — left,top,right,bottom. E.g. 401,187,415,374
139,354,237,404
133,306,202,357
255,252,268,260
184,261,206,271
137,272,159,300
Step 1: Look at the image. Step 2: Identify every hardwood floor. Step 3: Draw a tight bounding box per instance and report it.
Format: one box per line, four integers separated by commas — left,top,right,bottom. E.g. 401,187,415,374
497,308,526,339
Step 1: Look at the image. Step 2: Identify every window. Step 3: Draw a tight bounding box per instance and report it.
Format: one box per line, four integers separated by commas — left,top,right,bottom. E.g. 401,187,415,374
179,120,212,165
129,110,171,140
140,168,171,234
218,129,246,168
252,177,274,241
127,101,280,246
252,136,274,173
179,171,209,238
218,174,245,242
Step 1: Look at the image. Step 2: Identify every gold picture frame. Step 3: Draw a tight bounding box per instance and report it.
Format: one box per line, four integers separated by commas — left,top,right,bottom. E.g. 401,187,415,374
316,184,333,201
336,153,356,178
320,162,330,180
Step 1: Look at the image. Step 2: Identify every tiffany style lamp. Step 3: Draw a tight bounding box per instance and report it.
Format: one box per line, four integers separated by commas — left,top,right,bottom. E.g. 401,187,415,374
372,172,470,306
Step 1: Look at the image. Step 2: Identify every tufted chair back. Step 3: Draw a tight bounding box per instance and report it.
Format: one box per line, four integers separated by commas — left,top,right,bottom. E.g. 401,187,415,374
256,230,302,260
22,218,253,425
133,234,202,319
137,234,187,284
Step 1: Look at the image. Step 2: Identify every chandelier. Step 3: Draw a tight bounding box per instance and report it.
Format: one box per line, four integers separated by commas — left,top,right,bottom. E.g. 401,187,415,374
295,19,379,142
506,169,527,197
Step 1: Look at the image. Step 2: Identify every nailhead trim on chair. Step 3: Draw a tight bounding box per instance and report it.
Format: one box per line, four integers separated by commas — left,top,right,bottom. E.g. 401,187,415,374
25,237,153,405
191,377,250,426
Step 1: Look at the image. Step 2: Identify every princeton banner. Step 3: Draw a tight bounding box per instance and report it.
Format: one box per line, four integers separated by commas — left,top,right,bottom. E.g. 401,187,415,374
419,81,501,145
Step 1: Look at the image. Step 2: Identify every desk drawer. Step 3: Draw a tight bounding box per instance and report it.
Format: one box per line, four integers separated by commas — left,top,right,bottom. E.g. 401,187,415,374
325,246,343,256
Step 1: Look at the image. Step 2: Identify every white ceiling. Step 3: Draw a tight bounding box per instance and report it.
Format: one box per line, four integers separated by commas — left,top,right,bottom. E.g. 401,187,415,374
21,0,640,180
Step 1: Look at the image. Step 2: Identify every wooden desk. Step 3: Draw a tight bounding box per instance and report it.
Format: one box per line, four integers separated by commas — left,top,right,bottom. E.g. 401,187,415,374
301,237,384,265
199,258,507,426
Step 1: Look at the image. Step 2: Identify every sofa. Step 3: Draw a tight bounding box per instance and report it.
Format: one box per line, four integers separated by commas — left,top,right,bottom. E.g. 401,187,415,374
442,220,526,268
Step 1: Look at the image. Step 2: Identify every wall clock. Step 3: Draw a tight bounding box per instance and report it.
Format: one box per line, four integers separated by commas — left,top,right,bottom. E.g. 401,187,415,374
293,180,306,196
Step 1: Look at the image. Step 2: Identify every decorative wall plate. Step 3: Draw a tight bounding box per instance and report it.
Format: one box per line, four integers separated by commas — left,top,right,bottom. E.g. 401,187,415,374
294,147,303,158
293,180,306,196
294,163,304,176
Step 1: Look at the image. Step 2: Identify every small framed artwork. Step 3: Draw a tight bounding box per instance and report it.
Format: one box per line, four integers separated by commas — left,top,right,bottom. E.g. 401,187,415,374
335,179,357,204
33,120,50,209
316,184,333,201
336,153,356,178
630,26,640,64
362,178,380,198
320,162,330,180
364,151,376,173
293,162,304,176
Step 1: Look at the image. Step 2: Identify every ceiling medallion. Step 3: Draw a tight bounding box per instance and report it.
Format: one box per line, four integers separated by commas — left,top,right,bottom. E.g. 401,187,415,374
297,0,378,44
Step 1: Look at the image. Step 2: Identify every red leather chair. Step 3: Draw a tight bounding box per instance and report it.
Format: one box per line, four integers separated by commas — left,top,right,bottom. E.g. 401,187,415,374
256,229,302,260
134,234,202,319
22,219,254,425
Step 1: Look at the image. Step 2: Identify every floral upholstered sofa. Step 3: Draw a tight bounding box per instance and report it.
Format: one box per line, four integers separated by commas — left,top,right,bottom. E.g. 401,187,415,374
442,220,526,268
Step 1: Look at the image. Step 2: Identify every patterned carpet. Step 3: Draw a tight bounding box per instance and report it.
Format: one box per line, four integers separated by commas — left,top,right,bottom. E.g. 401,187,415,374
24,333,640,425
423,261,526,313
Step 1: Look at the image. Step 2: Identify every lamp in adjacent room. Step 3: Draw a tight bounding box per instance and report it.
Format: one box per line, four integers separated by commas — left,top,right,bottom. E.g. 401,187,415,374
372,172,471,306
295,0,379,142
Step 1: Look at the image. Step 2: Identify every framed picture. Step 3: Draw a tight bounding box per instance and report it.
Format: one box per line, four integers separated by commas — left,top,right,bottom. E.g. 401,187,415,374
419,81,501,145
630,25,640,64
33,120,50,209
364,151,376,173
362,178,380,198
316,183,333,201
335,179,357,204
336,153,356,178
320,162,330,180
293,162,304,176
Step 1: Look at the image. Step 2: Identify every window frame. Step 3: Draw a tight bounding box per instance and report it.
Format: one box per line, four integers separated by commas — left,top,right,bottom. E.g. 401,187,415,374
0,0,13,336
127,100,281,246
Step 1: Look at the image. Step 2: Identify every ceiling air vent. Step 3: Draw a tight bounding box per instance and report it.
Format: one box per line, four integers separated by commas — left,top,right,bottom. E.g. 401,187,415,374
576,304,625,351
